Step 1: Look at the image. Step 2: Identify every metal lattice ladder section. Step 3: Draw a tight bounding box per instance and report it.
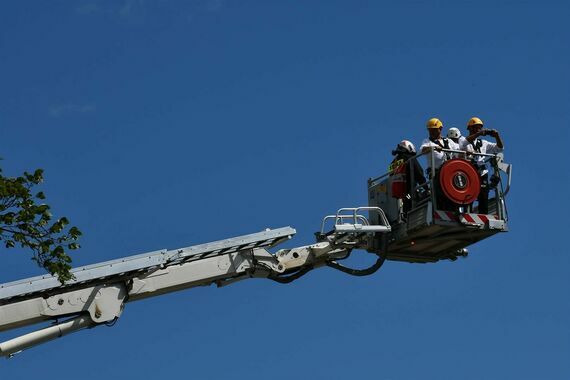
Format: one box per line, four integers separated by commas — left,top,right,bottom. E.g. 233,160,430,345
0,227,296,305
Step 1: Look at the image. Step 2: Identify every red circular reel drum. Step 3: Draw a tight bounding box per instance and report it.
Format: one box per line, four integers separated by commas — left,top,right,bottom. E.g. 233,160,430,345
439,159,480,205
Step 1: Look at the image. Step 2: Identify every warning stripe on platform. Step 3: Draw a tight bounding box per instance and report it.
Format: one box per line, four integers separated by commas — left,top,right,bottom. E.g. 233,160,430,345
434,211,499,224
434,210,458,221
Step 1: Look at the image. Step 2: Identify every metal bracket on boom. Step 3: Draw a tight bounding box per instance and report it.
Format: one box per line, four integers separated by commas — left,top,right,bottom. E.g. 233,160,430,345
0,283,127,357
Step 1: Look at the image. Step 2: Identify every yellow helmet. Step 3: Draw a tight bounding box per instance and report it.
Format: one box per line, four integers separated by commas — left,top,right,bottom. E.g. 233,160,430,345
426,118,443,129
467,117,483,128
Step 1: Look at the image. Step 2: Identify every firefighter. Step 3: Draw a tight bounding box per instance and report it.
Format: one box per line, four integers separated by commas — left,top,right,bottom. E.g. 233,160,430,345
389,140,426,215
420,118,460,171
447,127,468,158
462,117,504,214
447,127,463,145
420,118,460,211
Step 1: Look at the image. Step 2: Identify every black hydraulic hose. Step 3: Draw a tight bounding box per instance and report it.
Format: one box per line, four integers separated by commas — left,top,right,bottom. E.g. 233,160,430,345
326,254,386,277
269,266,314,284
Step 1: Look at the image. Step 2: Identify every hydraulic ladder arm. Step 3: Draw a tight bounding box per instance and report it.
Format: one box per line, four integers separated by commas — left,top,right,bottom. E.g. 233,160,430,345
0,208,390,358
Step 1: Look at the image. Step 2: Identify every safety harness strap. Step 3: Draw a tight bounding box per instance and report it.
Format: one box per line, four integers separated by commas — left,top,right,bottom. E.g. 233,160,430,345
472,138,483,153
430,137,450,150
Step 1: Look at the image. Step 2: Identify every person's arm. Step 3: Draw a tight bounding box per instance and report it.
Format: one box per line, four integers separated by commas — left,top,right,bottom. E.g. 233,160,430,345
488,129,504,149
420,141,441,153
466,129,487,143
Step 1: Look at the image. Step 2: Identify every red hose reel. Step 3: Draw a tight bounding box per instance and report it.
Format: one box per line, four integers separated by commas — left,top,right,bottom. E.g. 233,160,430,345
439,159,480,205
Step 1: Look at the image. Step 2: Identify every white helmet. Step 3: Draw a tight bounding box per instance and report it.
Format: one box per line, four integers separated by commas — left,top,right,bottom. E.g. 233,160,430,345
393,140,416,156
447,127,461,139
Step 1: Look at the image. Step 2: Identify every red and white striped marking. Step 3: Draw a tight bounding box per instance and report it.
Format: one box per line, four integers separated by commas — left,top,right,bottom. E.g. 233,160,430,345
434,210,459,222
434,211,499,225
459,213,499,224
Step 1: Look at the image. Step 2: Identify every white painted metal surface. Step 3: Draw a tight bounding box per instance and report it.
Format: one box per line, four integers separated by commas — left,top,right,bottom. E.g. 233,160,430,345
0,315,94,358
0,227,295,303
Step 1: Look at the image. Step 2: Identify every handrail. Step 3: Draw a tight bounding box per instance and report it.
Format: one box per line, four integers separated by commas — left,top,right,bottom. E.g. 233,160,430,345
320,215,369,234
503,163,512,196
368,148,511,218
354,207,390,228
369,149,505,186
320,207,391,234
369,150,430,185
439,148,497,157
337,207,390,228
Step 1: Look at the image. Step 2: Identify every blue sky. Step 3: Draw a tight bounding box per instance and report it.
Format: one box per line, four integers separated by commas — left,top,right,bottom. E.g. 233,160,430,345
1,1,568,378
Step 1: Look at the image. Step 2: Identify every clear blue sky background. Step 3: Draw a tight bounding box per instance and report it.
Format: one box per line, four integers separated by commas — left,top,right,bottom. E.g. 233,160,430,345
1,1,568,378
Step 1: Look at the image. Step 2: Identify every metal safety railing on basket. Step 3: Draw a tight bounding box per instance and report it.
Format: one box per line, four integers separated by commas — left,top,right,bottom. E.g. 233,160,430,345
321,207,391,234
367,148,511,220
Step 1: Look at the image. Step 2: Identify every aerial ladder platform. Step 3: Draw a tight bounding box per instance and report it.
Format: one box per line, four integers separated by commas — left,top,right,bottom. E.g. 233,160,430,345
0,148,511,358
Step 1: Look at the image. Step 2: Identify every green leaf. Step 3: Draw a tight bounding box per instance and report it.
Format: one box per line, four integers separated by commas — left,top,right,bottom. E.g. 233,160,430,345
33,169,44,183
36,204,50,213
0,165,82,283
52,245,65,258
69,226,82,238
49,221,63,233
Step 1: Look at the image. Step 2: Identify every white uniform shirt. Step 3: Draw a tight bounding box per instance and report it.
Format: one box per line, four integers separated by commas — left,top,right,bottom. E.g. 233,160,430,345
457,136,469,150
420,137,460,170
459,138,503,167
